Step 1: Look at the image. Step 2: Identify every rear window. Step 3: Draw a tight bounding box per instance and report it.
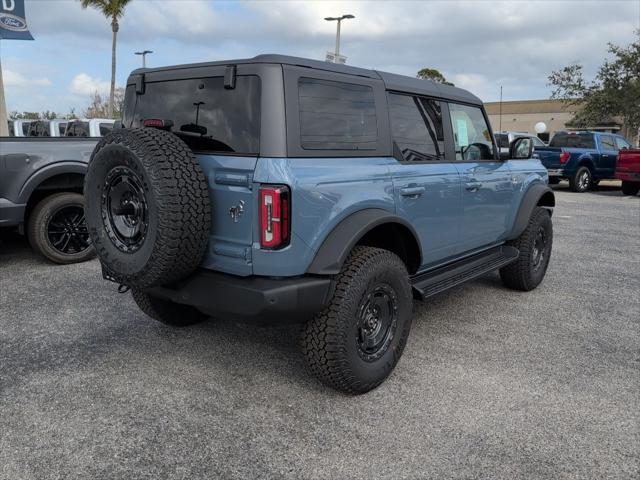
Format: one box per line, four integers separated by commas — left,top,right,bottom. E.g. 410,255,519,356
123,76,261,154
550,133,595,149
298,77,377,150
495,134,509,149
99,122,113,136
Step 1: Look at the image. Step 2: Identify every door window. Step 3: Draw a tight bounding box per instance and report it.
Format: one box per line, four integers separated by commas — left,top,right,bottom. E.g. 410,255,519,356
615,137,630,150
298,77,377,150
601,135,616,151
448,103,495,160
388,93,444,161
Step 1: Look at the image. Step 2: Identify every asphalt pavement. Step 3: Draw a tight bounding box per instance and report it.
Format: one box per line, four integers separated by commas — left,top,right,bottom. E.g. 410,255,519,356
1,184,639,479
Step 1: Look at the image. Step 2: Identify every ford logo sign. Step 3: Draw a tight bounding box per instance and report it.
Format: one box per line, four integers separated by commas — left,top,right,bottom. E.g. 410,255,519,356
0,12,27,31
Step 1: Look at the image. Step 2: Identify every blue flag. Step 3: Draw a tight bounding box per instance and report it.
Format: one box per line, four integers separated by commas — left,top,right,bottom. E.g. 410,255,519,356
0,0,34,40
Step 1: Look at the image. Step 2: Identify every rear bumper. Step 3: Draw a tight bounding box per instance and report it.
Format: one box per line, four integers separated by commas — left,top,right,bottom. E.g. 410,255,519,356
146,269,333,324
546,168,566,177
0,198,26,227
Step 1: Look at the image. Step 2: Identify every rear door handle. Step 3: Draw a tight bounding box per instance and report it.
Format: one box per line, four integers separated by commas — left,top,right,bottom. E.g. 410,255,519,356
465,182,482,192
399,186,425,197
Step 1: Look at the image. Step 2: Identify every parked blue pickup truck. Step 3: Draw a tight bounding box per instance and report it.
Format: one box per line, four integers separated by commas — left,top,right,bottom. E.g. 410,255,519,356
534,131,632,192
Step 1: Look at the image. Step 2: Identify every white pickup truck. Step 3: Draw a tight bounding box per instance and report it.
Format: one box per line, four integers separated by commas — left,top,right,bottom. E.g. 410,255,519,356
9,119,69,137
64,118,115,137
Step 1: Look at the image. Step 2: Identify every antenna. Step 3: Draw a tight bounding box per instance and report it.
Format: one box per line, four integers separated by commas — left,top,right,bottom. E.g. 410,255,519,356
499,85,503,133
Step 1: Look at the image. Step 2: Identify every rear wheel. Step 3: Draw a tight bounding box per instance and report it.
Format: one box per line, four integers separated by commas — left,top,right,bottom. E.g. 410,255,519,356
131,288,208,326
302,246,413,394
621,181,640,196
27,192,95,264
569,166,592,193
500,207,553,291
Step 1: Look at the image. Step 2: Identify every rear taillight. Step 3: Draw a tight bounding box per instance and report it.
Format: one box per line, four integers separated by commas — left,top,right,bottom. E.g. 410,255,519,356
142,118,174,130
559,152,570,164
259,185,290,249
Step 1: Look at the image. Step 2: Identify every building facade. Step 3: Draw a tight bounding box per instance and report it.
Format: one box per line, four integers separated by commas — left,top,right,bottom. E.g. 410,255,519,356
484,99,635,144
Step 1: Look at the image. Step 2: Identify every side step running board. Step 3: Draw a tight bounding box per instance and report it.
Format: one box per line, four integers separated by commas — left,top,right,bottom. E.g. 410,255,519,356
411,246,519,300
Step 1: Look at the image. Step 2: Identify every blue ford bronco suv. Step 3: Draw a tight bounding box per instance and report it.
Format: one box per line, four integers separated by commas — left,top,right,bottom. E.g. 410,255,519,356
84,55,555,394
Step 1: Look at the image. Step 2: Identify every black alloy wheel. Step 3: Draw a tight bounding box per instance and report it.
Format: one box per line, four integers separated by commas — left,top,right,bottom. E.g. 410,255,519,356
46,204,91,255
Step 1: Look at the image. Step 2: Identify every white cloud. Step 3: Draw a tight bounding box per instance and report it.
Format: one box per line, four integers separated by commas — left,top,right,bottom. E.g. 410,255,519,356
3,69,52,87
69,73,110,96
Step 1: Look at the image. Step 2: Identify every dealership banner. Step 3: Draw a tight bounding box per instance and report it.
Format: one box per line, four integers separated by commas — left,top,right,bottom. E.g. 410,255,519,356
0,0,33,40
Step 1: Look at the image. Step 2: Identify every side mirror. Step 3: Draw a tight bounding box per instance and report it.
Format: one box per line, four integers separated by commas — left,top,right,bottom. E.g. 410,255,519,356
510,137,534,159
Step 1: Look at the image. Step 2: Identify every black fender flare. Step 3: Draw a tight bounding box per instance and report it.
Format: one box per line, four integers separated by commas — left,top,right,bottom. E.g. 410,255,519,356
17,161,87,204
307,208,422,275
507,183,555,240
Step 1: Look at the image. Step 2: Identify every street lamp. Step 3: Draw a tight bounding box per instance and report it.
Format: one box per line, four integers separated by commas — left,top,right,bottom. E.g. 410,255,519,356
324,14,354,62
134,50,153,68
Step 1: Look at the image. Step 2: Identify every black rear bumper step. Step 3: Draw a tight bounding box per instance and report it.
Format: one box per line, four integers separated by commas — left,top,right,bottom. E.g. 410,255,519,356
411,245,519,300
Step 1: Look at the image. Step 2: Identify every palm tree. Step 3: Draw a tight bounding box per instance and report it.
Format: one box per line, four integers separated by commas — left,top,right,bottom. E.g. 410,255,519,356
78,0,132,118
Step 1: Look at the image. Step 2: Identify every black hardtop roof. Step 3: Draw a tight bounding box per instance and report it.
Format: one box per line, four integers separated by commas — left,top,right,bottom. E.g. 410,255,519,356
130,54,482,106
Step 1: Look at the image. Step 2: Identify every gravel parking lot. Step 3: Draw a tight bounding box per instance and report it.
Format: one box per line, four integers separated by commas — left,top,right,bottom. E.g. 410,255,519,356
1,184,638,480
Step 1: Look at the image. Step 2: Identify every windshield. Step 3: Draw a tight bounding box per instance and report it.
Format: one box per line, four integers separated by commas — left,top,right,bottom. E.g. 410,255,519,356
550,133,595,149
123,75,261,154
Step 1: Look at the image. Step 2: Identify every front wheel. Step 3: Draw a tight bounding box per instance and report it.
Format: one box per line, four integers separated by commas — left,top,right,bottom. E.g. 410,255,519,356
500,207,553,291
302,246,413,394
621,181,640,196
569,166,592,193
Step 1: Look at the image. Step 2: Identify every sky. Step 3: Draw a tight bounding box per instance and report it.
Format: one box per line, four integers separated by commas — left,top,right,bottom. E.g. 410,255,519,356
1,0,639,116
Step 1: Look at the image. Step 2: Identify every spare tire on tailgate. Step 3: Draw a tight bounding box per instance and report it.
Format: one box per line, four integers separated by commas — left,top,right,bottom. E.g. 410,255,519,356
84,128,211,288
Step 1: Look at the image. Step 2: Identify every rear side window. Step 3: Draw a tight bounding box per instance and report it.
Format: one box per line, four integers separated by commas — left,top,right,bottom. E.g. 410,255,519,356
298,77,377,150
448,103,495,160
388,93,444,161
600,135,616,151
65,122,90,137
550,133,595,149
124,76,261,154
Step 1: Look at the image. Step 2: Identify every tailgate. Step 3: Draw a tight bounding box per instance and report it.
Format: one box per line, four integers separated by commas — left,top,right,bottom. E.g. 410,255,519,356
196,154,257,276
534,146,563,168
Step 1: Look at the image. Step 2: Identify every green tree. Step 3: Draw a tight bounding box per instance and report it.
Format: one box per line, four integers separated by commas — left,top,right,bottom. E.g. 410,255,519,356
416,68,454,86
548,31,639,141
84,87,125,119
78,0,132,118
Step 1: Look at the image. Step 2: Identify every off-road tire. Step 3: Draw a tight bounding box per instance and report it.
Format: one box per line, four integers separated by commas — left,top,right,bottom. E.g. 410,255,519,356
131,288,208,326
84,128,211,288
500,207,552,291
569,166,592,193
548,177,560,185
302,246,413,394
27,192,95,264
621,181,640,196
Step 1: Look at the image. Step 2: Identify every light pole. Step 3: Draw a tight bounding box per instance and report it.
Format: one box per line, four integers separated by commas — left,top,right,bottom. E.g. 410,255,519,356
324,14,354,62
134,50,153,68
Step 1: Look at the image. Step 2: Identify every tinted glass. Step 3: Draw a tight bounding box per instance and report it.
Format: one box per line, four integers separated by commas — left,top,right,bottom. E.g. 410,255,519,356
99,122,113,136
58,123,67,135
495,134,510,149
7,120,13,136
65,122,90,137
21,122,31,135
615,137,630,150
549,133,595,149
28,121,50,137
448,103,495,160
600,135,616,150
533,136,546,147
298,77,377,150
388,93,444,161
124,76,261,154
